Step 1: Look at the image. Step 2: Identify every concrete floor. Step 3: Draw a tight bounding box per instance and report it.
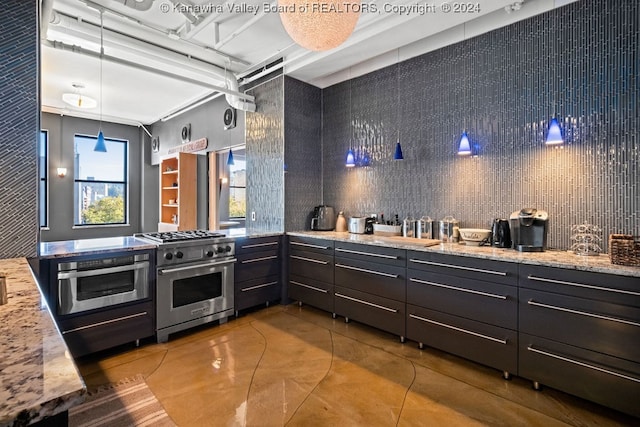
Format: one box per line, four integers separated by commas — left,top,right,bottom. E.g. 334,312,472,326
75,304,637,426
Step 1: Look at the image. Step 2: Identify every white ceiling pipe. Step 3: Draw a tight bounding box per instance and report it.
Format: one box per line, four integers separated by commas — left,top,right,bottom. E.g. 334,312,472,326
42,39,254,103
41,0,54,38
48,10,255,111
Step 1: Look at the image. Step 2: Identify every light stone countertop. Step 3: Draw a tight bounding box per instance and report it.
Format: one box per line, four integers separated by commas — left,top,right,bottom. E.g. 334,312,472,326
39,236,156,259
0,258,85,426
287,231,640,278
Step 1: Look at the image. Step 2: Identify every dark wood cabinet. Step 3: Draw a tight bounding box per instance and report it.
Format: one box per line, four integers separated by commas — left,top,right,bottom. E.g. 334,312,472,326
334,242,406,340
406,250,518,377
287,236,335,313
518,265,640,417
234,235,282,315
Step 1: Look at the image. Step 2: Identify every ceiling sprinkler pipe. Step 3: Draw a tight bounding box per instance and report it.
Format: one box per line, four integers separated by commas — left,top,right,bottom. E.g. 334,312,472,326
114,0,155,12
225,76,256,112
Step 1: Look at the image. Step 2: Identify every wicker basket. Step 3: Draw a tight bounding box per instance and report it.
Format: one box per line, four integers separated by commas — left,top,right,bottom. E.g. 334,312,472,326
609,234,640,266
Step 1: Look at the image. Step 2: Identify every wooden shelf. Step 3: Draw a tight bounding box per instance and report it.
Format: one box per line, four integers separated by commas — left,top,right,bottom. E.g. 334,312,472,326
159,152,197,231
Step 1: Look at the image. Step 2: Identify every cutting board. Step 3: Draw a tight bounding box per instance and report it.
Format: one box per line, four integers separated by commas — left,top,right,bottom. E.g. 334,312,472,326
384,236,441,247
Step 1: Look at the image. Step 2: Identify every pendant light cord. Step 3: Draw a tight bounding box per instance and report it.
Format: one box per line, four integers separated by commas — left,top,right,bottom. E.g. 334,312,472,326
99,10,104,130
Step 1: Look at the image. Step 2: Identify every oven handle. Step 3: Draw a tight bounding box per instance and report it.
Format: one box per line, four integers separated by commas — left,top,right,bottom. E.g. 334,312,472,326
158,259,237,275
57,262,149,279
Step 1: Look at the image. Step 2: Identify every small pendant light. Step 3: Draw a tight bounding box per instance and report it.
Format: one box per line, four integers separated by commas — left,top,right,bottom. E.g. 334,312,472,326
94,10,107,153
227,148,235,165
457,131,472,156
545,117,563,146
393,142,404,160
394,61,404,160
345,149,356,167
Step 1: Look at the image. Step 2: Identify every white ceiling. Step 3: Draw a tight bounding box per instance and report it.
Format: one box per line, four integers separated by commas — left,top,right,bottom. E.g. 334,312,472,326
40,0,576,126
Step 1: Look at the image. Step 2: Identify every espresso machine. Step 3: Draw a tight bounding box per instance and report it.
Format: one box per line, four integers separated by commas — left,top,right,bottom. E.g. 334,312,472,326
509,208,549,252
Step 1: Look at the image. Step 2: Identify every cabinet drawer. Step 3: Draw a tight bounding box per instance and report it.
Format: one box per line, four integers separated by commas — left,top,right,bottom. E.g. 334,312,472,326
235,249,280,282
407,251,517,285
407,304,517,374
235,236,280,255
289,275,334,313
519,264,640,307
335,257,405,301
235,275,280,312
289,249,333,283
289,236,334,255
59,302,154,358
407,269,517,329
520,288,640,362
334,242,406,267
334,286,405,338
519,333,640,418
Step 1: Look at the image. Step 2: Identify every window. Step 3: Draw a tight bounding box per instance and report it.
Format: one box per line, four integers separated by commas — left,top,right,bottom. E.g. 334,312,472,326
228,148,246,219
74,135,128,225
39,130,48,227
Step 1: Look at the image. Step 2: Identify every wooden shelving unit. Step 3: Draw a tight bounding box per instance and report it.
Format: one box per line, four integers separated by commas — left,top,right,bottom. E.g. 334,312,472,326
158,152,197,231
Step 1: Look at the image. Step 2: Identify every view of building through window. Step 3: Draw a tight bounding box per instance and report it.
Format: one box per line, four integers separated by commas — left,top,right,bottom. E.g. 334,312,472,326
74,135,128,225
229,148,246,219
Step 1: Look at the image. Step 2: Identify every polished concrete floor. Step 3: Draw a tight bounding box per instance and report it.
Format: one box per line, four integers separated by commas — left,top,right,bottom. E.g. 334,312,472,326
76,304,637,426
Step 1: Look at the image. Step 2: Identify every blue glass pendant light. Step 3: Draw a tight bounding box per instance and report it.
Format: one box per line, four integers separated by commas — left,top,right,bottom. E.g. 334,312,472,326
345,149,356,167
94,130,107,152
457,131,472,156
227,148,235,165
393,142,404,160
545,117,563,146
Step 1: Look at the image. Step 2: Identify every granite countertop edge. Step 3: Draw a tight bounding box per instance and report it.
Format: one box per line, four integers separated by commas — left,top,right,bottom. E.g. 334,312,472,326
286,231,640,278
0,258,86,426
39,236,156,259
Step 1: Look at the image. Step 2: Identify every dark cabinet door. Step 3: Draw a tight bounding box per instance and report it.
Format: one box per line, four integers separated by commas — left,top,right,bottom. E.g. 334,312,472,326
335,258,405,302
289,275,334,313
334,286,405,338
234,236,281,314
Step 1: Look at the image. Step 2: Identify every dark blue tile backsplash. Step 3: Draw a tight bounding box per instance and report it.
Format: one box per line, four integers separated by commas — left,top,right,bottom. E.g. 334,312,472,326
320,0,639,251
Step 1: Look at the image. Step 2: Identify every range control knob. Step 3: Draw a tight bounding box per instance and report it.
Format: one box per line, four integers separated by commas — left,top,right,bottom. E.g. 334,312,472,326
206,250,214,257
164,252,173,260
176,251,183,259
216,246,224,254
225,245,232,253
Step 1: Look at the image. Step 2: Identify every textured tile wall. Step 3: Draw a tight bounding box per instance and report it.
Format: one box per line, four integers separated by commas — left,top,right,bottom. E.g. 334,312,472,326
246,76,285,233
322,0,639,251
284,77,323,231
0,0,39,258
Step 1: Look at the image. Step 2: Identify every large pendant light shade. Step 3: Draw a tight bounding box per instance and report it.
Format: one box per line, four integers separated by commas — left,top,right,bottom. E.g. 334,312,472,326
278,0,361,51
545,117,564,146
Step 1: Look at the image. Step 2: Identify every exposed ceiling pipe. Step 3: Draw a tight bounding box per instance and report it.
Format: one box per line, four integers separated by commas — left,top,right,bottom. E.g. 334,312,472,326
214,4,272,50
42,39,254,103
47,10,256,111
41,0,54,38
114,0,155,12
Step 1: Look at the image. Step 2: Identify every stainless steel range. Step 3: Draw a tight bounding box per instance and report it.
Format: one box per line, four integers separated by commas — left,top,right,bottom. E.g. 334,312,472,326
135,230,235,343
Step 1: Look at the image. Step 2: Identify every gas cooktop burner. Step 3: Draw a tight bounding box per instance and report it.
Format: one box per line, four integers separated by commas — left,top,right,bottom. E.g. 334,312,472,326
135,230,226,244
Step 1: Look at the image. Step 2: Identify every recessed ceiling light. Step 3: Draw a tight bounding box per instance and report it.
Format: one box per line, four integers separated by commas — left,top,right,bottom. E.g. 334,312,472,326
62,82,97,109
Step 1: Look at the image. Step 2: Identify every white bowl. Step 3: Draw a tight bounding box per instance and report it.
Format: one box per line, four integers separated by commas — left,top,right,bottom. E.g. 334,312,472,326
458,228,491,246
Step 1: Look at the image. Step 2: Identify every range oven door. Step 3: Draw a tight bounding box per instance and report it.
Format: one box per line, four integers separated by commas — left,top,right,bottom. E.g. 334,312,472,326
57,254,150,315
156,258,235,334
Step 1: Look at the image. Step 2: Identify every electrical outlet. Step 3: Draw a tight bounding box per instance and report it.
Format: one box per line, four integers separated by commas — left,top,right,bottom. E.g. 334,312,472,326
251,211,256,221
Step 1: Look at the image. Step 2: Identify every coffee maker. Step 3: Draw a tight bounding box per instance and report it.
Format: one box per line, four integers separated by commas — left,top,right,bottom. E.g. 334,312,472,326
509,208,548,252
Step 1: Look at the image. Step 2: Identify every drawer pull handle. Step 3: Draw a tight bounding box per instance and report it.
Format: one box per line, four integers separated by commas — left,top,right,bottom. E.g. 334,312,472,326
527,346,640,384
241,242,278,249
291,241,329,250
408,314,508,344
335,292,398,313
335,263,399,278
336,248,399,260
290,280,328,294
527,300,640,327
527,275,640,297
62,312,148,334
241,255,278,264
409,259,507,276
241,281,278,292
291,255,329,265
409,278,508,300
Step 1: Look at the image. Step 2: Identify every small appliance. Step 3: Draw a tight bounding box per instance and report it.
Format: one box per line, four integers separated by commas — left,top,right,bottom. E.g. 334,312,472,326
310,205,336,231
348,217,366,234
364,217,375,234
509,208,549,252
491,219,512,248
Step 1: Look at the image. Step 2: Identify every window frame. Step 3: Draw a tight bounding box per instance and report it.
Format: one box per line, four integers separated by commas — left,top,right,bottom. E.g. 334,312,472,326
73,134,129,227
39,129,48,228
228,149,246,220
